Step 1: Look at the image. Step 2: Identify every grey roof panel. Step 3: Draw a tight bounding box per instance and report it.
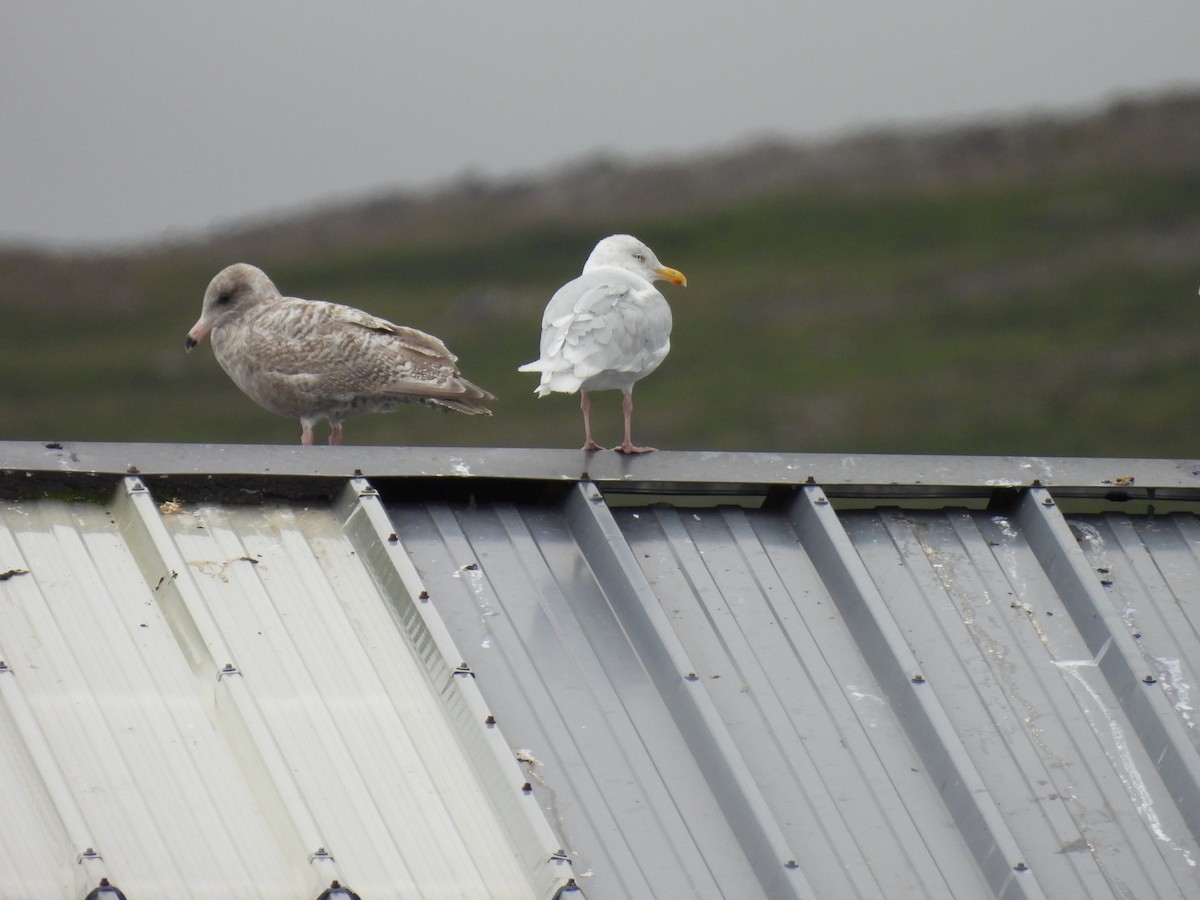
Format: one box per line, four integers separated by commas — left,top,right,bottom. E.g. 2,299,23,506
384,478,1200,899
1068,511,1200,750
390,486,1023,899
615,500,1002,899
390,489,789,899
841,497,1200,898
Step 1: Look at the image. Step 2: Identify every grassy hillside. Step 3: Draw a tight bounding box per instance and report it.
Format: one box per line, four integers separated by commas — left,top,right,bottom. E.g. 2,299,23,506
3,92,1199,457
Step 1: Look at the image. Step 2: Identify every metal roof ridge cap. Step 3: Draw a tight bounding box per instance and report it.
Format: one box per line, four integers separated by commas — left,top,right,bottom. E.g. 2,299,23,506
6,441,1200,492
335,478,579,899
564,482,816,900
1014,487,1200,843
787,485,1048,900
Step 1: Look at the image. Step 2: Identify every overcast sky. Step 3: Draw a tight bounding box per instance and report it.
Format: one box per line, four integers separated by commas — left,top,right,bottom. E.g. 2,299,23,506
2,2,1198,249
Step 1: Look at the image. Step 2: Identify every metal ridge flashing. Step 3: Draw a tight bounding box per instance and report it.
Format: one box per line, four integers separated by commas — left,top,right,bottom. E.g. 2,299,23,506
3,441,1200,498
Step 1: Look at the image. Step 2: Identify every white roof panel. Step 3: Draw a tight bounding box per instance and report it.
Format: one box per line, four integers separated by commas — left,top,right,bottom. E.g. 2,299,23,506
0,473,575,899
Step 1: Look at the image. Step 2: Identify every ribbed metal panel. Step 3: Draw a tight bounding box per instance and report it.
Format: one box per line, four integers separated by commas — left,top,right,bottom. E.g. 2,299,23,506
388,485,1200,899
612,494,1012,899
389,487,796,899
3,443,1200,899
0,476,575,899
1067,510,1200,751
840,497,1200,898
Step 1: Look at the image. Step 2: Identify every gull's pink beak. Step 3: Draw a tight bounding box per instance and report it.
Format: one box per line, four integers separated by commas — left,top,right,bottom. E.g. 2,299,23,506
185,318,212,351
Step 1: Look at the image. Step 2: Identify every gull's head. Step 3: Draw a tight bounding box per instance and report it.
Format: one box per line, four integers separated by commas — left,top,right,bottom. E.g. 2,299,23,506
583,234,687,287
185,263,280,350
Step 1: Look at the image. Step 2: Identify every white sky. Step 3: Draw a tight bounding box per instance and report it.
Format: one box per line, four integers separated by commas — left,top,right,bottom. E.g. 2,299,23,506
2,1,1198,248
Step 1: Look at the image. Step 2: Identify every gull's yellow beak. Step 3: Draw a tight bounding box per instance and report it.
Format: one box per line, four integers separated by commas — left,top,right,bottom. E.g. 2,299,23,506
656,266,687,287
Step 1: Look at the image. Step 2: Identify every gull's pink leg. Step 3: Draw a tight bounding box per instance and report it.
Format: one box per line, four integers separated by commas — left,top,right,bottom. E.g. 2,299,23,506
614,391,655,454
580,392,603,451
328,423,344,446
300,421,315,446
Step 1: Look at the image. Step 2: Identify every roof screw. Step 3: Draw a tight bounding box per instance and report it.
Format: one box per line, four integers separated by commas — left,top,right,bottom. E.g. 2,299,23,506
911,673,926,684
454,663,473,677
485,714,496,726
353,468,364,477
387,532,398,543
784,859,799,869
815,495,829,506
127,465,140,475
419,589,430,600
521,782,532,793
804,475,816,485
1042,496,1055,507
0,661,8,672
1013,861,1028,872
1143,675,1158,684
685,672,699,681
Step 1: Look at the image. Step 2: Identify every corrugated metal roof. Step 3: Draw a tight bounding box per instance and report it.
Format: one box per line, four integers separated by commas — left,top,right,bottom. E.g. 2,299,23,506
2,442,1199,899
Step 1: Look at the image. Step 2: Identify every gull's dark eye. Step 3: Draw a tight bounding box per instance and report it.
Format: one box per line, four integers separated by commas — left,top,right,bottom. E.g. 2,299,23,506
215,291,233,306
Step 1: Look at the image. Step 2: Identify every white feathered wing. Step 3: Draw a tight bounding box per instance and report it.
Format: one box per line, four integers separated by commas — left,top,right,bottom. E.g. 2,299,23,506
518,266,672,396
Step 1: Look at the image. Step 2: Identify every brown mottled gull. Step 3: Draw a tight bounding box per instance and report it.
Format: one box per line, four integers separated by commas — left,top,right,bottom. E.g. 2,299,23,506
518,234,686,453
186,263,493,445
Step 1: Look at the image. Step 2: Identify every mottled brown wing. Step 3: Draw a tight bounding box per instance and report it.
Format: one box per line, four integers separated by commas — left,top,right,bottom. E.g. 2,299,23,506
319,302,494,411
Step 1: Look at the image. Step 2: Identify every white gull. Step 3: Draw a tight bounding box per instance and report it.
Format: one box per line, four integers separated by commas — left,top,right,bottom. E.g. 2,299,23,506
518,234,686,453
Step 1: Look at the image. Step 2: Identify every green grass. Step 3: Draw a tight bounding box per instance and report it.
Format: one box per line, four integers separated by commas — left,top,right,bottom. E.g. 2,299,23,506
3,142,1199,459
